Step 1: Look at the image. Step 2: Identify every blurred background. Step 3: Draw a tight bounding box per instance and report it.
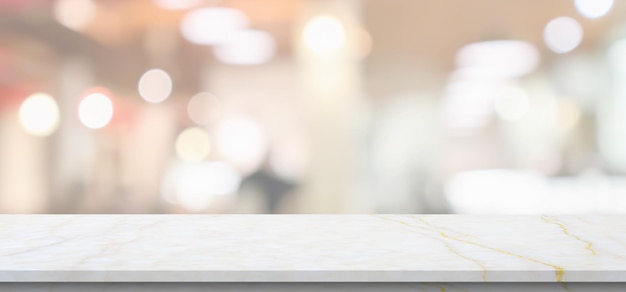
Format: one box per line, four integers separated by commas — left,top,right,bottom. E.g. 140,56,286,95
1,0,626,214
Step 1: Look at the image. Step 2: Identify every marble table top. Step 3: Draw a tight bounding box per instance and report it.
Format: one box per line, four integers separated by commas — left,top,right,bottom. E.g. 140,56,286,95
0,215,625,282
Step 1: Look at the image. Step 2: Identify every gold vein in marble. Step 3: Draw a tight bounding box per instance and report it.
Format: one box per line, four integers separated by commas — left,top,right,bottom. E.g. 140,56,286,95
377,216,488,281
380,216,566,282
541,215,596,255
414,217,566,282
414,217,567,282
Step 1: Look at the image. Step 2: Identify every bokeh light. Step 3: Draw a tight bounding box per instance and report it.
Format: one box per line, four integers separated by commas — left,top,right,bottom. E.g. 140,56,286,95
187,92,222,125
18,93,60,137
180,7,248,46
215,116,267,173
445,169,546,214
153,0,203,10
78,93,114,129
446,40,538,130
5,0,626,215
544,17,583,54
574,0,614,19
493,85,530,122
138,69,172,103
175,127,211,162
302,15,346,54
213,30,276,65
162,162,241,211
53,0,97,31
456,40,540,78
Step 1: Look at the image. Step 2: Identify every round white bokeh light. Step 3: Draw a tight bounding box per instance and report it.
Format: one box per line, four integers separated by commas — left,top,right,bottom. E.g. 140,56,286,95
544,17,583,54
187,92,222,125
54,0,96,31
19,93,60,137
302,15,346,54
78,93,114,129
175,127,211,162
574,0,614,19
138,69,172,103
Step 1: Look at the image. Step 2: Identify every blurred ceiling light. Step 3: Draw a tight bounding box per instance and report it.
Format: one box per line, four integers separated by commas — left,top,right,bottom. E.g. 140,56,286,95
215,116,267,174
302,15,346,54
175,127,211,162
187,92,221,125
543,17,583,54
213,30,276,65
78,93,114,129
574,0,614,19
18,93,60,137
180,7,248,46
154,0,203,10
138,69,173,103
493,85,530,121
455,40,540,77
162,162,240,211
53,0,96,31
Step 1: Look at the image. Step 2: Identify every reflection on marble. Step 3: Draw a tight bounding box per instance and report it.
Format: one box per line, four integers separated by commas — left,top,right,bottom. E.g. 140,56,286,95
0,215,625,282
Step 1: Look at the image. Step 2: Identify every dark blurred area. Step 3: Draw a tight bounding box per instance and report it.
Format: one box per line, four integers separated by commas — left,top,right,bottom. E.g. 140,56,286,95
1,0,625,214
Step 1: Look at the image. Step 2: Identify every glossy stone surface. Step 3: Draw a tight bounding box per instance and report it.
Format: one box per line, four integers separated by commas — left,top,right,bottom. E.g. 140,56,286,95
0,215,624,282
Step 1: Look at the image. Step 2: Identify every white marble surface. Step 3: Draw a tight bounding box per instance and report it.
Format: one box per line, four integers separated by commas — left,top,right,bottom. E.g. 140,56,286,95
0,215,625,282
2,283,626,292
